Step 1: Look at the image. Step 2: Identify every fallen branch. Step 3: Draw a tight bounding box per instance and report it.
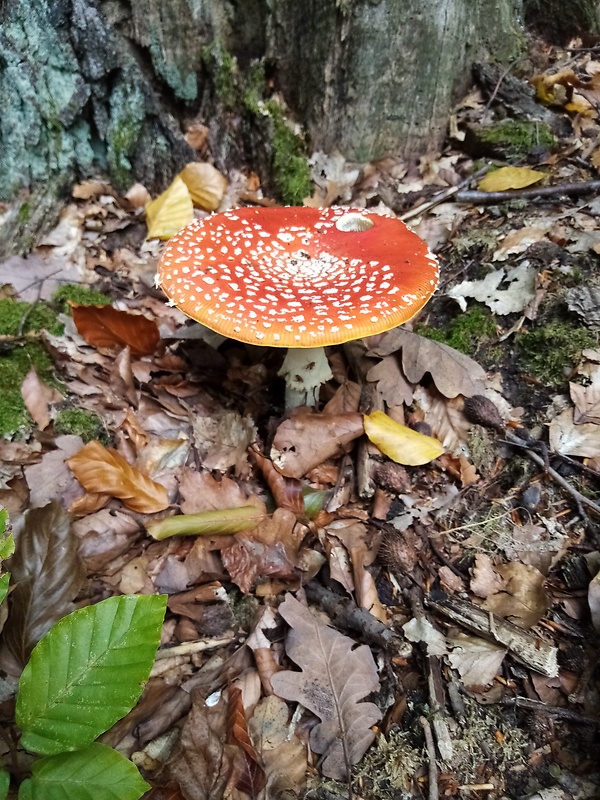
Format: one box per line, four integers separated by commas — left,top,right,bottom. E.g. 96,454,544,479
425,593,559,677
455,180,600,205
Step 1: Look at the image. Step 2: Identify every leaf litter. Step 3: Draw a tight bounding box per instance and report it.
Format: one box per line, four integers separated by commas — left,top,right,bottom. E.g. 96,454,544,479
3,32,600,800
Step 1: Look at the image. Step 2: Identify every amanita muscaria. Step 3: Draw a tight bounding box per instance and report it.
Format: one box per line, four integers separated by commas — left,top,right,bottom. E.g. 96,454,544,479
156,206,439,405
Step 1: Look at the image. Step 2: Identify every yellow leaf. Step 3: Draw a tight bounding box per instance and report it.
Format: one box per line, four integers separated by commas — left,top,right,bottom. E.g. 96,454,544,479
146,506,264,540
67,440,169,513
478,166,546,193
146,175,194,240
179,162,228,211
363,411,444,466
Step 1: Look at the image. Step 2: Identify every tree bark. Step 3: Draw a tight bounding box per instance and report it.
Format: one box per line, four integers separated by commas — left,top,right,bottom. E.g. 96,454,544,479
0,0,523,257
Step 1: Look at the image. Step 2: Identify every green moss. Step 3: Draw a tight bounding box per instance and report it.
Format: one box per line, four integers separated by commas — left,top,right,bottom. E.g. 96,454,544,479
52,284,111,313
0,299,62,337
479,120,555,160
517,321,598,386
54,409,105,443
416,307,497,355
0,342,58,436
202,42,237,109
267,101,313,205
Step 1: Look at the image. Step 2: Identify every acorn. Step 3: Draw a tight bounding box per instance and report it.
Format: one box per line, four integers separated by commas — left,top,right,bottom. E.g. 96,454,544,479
463,395,505,431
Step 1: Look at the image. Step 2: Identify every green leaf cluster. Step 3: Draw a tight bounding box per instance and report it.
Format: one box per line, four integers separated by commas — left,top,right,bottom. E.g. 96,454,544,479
0,593,167,800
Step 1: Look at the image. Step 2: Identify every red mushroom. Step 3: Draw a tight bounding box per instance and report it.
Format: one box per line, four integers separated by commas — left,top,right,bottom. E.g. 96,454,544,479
156,206,438,404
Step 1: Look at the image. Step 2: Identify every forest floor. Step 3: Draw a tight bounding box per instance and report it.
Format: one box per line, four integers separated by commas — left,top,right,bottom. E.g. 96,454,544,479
1,33,600,800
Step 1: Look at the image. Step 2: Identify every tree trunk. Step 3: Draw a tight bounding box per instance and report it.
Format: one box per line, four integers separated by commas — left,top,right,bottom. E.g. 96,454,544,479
524,0,600,44
0,0,523,257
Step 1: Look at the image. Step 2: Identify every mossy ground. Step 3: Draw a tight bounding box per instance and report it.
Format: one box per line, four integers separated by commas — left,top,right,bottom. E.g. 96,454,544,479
416,306,497,356
54,409,106,443
479,119,555,159
516,319,598,386
0,288,108,437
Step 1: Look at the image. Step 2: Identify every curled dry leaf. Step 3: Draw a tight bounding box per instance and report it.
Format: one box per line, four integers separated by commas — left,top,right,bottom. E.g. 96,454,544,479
271,412,364,478
364,410,444,466
71,303,160,356
366,328,486,399
227,684,266,796
271,593,381,780
67,440,169,514
20,368,62,430
251,447,305,516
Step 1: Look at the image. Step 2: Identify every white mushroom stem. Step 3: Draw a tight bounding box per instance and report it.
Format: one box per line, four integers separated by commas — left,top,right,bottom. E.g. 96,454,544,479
277,347,333,408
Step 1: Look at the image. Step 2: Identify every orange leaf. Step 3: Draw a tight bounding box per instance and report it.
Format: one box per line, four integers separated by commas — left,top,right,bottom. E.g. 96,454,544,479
71,304,160,356
67,440,169,514
227,685,266,796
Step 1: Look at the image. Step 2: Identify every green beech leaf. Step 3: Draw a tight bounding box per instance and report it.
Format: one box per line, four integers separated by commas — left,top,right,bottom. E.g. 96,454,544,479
0,769,9,800
2,502,85,666
0,572,9,608
21,742,148,800
16,594,167,755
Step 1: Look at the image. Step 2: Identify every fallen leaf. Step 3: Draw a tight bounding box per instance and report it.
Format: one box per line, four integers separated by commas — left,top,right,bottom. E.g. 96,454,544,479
549,408,600,458
447,634,507,687
271,594,381,780
179,163,228,211
179,469,264,515
366,356,414,407
367,329,486,399
493,229,548,261
364,410,444,465
588,570,600,632
2,502,85,666
167,692,236,800
478,166,546,192
71,304,160,356
20,369,62,430
227,684,266,795
481,561,550,628
125,183,152,208
271,412,364,478
252,448,305,516
448,262,537,313
402,617,447,656
25,435,86,509
146,175,194,240
67,440,170,513
412,386,471,455
146,506,264,541
193,410,257,474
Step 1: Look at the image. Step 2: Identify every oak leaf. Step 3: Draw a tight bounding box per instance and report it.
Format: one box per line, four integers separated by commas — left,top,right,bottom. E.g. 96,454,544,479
67,440,169,513
366,329,486,399
271,594,381,779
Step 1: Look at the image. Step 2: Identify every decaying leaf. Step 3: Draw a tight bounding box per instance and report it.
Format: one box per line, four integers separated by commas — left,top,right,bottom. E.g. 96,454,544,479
364,410,444,465
478,166,546,192
271,412,364,478
179,469,264,514
168,692,236,800
448,262,537,314
366,355,414,407
193,410,257,474
67,440,170,513
146,175,194,240
20,369,62,430
367,329,486,399
402,616,447,656
271,593,381,779
481,561,550,628
447,634,507,687
71,304,160,356
227,684,266,795
2,502,85,666
549,408,600,458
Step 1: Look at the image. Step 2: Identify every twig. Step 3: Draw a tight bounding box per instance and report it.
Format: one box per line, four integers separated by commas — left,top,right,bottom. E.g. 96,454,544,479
455,180,600,205
400,167,490,223
502,696,600,727
419,716,439,800
502,432,600,520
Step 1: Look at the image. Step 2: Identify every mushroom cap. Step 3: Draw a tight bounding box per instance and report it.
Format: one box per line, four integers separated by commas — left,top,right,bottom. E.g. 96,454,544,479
157,206,439,348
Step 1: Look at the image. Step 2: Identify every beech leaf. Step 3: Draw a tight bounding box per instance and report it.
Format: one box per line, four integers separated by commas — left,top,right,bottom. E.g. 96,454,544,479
478,166,545,192
270,594,381,779
179,162,228,211
71,303,160,356
146,175,194,240
364,410,445,465
2,502,85,666
227,685,266,796
67,441,169,514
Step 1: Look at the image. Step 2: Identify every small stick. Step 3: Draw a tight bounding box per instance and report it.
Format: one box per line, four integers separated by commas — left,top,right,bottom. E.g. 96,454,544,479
502,696,600,727
419,716,439,800
400,167,490,223
455,180,600,205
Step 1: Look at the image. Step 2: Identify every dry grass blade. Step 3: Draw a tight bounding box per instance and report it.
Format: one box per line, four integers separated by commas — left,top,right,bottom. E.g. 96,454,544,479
67,440,169,513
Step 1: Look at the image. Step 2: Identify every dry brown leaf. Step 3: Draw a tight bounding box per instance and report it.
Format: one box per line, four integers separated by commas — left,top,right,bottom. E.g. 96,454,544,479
481,561,550,628
67,440,169,513
447,634,507,687
271,593,381,780
25,435,86,509
366,329,486,399
271,412,364,478
470,553,505,598
193,410,257,474
249,695,308,800
366,355,414,406
71,303,160,356
549,408,600,458
227,684,266,796
252,448,305,516
20,368,62,430
179,469,264,514
168,692,236,800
